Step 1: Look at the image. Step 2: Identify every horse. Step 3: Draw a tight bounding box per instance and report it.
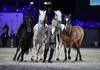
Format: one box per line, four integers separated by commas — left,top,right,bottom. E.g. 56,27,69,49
54,10,66,61
31,10,48,61
61,14,84,61
13,16,33,62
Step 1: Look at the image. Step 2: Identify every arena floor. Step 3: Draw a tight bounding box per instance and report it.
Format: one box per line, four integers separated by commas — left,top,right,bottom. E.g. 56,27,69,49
0,48,100,70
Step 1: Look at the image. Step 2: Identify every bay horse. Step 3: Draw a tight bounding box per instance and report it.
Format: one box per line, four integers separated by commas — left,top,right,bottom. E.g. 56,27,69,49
31,10,48,61
61,15,84,61
13,16,33,62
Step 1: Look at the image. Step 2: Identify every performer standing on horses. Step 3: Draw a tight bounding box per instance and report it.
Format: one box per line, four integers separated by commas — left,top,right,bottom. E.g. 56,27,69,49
43,18,58,63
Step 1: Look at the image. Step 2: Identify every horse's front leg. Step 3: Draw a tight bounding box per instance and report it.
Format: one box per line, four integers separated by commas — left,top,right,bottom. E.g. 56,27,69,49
38,43,44,61
56,34,60,61
68,47,71,60
36,43,43,61
64,45,67,61
20,50,25,62
68,44,72,60
13,46,20,61
17,51,21,61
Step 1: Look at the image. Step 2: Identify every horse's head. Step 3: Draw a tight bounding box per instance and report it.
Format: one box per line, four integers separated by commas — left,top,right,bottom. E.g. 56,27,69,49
63,14,72,32
64,14,71,23
54,10,62,22
38,10,46,24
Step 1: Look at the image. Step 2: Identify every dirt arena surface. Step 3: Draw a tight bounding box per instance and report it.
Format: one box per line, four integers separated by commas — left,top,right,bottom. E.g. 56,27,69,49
0,48,100,70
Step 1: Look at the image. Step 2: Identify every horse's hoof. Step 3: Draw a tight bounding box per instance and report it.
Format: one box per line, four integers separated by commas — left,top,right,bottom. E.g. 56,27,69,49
12,58,16,61
19,60,23,62
63,58,67,62
56,58,59,61
48,60,53,63
35,60,38,62
19,58,23,62
40,58,43,61
31,58,34,61
68,56,71,60
43,60,46,63
17,58,19,61
79,59,83,61
74,59,78,62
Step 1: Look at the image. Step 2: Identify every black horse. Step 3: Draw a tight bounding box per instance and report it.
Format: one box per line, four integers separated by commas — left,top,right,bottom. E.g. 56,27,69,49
13,16,33,62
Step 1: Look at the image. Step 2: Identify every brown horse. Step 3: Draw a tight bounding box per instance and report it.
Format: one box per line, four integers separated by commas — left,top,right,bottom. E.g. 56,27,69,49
61,26,84,61
61,25,84,61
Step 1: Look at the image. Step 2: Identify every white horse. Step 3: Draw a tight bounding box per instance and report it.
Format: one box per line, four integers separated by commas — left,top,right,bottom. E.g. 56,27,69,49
54,10,72,61
31,10,47,61
54,10,66,60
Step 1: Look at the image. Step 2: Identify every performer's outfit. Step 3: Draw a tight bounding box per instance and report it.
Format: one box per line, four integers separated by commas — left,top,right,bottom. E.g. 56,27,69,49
43,25,57,63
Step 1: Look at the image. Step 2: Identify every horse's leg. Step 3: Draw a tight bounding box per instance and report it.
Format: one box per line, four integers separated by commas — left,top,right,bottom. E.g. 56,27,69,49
77,48,82,61
20,49,25,62
39,42,44,60
56,34,60,61
31,39,37,61
36,43,42,61
68,47,71,60
78,34,84,61
68,42,72,60
75,43,79,61
64,45,67,61
13,46,20,61
17,49,22,61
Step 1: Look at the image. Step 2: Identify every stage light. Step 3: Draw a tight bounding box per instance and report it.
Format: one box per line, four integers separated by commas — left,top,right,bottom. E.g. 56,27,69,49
30,2,34,5
44,2,48,5
44,2,51,5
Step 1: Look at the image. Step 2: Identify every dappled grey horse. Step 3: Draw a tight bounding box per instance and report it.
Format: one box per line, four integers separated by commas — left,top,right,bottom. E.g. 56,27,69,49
31,10,48,61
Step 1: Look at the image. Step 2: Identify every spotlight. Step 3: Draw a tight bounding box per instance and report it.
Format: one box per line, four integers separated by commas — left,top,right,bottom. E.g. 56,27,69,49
30,2,34,5
44,2,48,5
44,2,51,5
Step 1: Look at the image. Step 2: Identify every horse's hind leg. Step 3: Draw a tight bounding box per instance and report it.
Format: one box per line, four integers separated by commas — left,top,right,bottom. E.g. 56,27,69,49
78,48,82,61
75,48,78,61
13,47,20,61
78,34,84,61
74,43,79,61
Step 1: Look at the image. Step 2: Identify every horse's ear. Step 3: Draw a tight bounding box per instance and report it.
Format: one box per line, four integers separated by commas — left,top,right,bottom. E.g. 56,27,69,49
39,10,41,12
44,10,46,14
64,15,68,21
39,10,42,14
68,14,71,18
54,11,57,14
